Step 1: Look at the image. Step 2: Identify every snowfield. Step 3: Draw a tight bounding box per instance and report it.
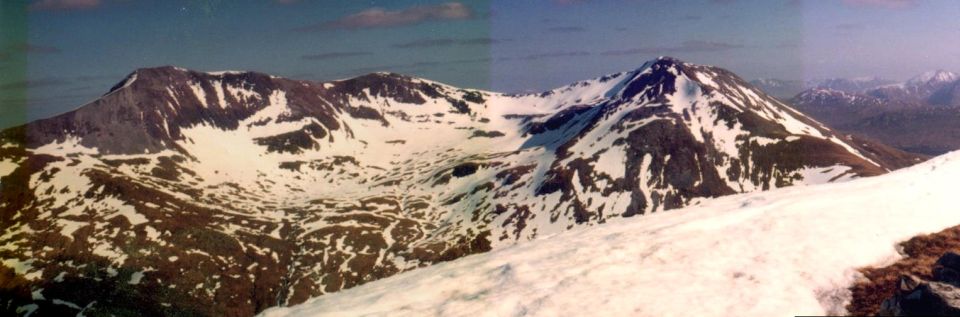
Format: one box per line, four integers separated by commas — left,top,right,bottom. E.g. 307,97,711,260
260,150,960,317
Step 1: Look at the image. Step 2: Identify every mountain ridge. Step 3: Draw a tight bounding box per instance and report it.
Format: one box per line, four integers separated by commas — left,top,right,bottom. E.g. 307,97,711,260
0,57,924,316
790,69,960,155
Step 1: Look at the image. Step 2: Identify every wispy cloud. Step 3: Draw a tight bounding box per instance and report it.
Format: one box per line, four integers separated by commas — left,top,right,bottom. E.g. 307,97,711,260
350,64,408,74
391,37,508,49
446,57,494,64
392,39,455,48
21,44,61,54
553,0,589,5
600,40,745,56
519,51,591,60
72,74,121,82
410,61,442,67
0,43,61,61
0,78,71,90
347,56,495,74
835,23,864,30
841,0,918,9
29,0,101,11
301,51,373,60
297,2,473,31
774,41,800,49
546,26,586,33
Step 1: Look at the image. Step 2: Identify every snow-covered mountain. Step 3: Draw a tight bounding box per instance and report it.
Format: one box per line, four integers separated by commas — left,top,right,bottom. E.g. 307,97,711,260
793,88,887,108
259,147,960,317
812,77,897,94
747,78,805,100
905,70,958,87
866,70,960,106
0,57,921,316
749,77,896,100
791,70,960,155
754,72,960,105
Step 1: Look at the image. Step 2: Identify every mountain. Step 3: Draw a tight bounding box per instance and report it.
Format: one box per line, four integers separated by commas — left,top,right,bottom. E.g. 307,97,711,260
906,70,958,87
793,88,887,109
258,148,960,317
791,90,960,155
813,77,897,94
748,78,804,100
791,70,960,155
790,88,907,127
866,70,959,105
0,57,923,316
749,77,896,100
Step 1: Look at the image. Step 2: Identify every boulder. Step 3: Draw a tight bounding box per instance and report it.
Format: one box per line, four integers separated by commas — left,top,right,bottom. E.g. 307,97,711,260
879,252,960,316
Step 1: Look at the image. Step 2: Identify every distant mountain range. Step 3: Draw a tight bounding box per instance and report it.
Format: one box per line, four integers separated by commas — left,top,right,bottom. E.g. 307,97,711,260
750,76,902,100
0,57,923,316
785,70,960,155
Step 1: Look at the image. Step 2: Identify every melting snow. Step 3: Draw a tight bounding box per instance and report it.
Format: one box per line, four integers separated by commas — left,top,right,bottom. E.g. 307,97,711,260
260,150,960,317
209,70,245,76
796,165,853,184
190,82,208,108
129,271,144,285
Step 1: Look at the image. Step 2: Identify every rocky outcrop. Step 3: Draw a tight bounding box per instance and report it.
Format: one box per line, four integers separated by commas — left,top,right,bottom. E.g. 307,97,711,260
879,252,960,316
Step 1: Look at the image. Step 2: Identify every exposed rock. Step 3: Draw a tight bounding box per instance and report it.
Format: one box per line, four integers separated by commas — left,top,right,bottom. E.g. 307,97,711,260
879,253,960,316
452,162,480,177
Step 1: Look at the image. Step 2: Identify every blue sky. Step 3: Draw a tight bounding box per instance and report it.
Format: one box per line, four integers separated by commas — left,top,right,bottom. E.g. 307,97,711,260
1,0,959,128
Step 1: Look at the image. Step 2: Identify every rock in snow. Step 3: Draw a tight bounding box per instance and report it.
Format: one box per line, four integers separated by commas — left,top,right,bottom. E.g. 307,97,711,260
879,253,960,316
261,151,960,317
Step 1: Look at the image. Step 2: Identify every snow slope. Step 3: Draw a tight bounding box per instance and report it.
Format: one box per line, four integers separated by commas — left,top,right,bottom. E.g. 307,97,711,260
260,150,960,317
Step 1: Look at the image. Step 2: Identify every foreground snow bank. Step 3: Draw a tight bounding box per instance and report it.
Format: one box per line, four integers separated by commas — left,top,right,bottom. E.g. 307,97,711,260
261,152,960,317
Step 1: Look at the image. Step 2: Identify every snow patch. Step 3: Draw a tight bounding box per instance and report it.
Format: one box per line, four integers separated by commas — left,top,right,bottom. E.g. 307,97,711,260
0,159,17,179
129,271,145,285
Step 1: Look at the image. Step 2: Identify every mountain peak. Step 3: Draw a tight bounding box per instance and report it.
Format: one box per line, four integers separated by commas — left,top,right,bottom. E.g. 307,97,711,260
655,55,683,63
644,56,686,70
907,69,958,86
130,65,200,80
347,71,416,83
107,66,268,95
131,65,261,77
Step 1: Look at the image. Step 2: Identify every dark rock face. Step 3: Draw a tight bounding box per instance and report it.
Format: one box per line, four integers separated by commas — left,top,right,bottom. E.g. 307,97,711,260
0,58,925,317
452,162,480,177
879,253,960,316
0,69,462,156
254,123,327,154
